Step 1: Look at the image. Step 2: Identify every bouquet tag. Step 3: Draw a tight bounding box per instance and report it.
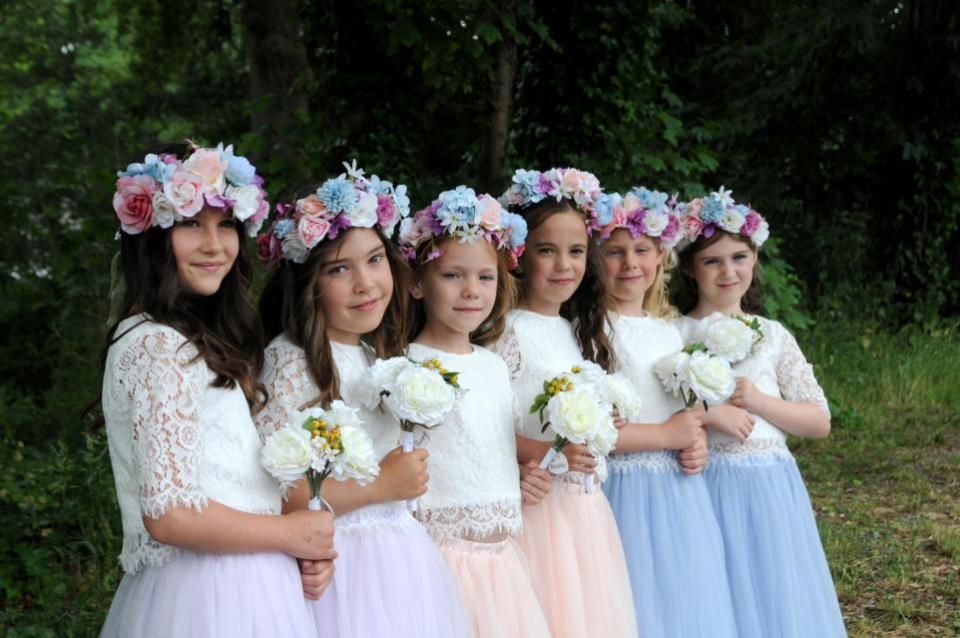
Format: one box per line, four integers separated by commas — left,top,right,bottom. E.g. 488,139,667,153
547,451,569,476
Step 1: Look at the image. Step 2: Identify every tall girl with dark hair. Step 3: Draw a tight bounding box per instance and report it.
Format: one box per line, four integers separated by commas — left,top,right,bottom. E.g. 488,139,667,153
493,168,637,638
99,143,328,637
255,163,470,638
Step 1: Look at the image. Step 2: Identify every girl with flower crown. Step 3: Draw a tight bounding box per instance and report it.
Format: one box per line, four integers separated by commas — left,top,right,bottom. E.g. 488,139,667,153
673,189,846,637
492,168,638,638
392,185,551,638
254,163,471,638
99,142,329,637
590,187,739,638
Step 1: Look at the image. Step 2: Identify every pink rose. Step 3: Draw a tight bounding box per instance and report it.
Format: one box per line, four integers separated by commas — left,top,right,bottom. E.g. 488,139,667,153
681,213,704,241
661,215,681,245
298,214,331,249
297,194,327,218
741,211,761,236
376,195,396,227
476,195,502,231
182,148,227,193
113,175,159,234
163,169,206,217
611,206,628,228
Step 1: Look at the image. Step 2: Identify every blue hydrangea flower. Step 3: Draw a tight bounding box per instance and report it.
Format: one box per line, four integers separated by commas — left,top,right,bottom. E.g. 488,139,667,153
120,154,175,183
225,154,256,186
504,212,528,247
318,177,358,214
632,186,669,213
701,195,725,223
593,193,622,226
512,169,545,203
393,184,410,218
273,219,295,239
436,186,478,232
734,204,749,216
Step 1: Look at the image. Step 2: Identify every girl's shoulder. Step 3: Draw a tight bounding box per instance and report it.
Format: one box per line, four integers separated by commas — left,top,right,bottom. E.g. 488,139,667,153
265,333,305,360
110,314,196,365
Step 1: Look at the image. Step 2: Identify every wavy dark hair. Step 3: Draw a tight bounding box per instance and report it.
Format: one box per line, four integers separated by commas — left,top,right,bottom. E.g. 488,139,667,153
260,226,411,408
406,237,517,347
674,230,765,315
514,199,616,371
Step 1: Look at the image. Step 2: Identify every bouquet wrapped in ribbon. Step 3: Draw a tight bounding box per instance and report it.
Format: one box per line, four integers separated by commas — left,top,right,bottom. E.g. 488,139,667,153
363,356,462,510
261,401,380,512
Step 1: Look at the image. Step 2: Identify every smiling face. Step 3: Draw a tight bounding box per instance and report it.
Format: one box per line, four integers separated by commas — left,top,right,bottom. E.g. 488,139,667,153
519,209,589,315
688,233,757,315
171,207,240,296
412,238,499,348
315,228,394,345
600,228,663,316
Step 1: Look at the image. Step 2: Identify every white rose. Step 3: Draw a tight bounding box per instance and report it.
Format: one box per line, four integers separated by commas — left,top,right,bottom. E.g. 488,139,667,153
721,209,745,234
686,351,736,404
570,360,607,389
545,388,605,444
281,233,310,264
589,416,618,457
644,211,669,235
704,314,755,363
386,365,457,426
603,374,643,422
362,357,415,409
752,220,770,245
260,426,313,487
331,422,380,485
654,351,691,396
346,190,378,228
152,192,176,229
225,184,261,221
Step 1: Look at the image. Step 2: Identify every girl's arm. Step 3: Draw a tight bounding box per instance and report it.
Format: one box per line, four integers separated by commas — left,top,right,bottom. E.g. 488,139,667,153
729,378,830,438
516,435,597,474
700,403,755,441
144,500,336,561
614,409,705,454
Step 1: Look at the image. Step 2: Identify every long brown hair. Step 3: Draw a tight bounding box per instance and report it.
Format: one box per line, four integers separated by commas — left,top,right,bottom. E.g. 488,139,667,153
406,237,518,347
515,199,616,371
259,227,410,407
674,231,765,315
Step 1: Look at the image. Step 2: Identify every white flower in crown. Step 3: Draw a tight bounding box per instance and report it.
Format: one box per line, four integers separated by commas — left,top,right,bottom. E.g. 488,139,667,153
720,208,745,234
715,186,735,207
226,184,262,221
345,189,379,227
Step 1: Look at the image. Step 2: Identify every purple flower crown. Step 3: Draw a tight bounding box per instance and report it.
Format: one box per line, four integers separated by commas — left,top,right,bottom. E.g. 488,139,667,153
676,187,769,250
499,167,609,235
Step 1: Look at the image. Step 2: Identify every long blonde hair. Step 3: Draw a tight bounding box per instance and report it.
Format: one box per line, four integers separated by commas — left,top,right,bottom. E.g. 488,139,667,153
643,242,679,320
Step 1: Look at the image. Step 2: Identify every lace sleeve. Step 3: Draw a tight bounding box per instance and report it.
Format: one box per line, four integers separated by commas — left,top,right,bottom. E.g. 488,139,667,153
255,342,315,439
776,326,830,418
123,328,209,519
493,324,523,383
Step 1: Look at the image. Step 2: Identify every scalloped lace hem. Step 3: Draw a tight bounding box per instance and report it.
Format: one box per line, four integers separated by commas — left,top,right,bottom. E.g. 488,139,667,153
416,500,522,541
708,439,795,467
608,450,680,474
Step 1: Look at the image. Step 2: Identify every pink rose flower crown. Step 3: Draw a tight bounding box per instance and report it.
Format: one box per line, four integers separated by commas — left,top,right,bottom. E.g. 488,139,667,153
675,186,770,251
398,185,528,269
257,160,411,266
498,167,608,235
595,186,683,249
112,141,270,237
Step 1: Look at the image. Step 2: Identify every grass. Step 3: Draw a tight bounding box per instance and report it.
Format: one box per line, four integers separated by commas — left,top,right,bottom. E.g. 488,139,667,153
1,316,958,635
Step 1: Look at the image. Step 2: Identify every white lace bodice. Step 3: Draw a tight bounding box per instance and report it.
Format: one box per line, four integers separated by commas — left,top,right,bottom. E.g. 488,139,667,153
102,316,282,574
406,343,523,541
605,314,687,473
675,314,830,452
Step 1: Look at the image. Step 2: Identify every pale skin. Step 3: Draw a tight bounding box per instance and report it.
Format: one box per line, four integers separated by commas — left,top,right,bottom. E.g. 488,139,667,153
599,229,709,474
685,233,830,439
147,208,336,600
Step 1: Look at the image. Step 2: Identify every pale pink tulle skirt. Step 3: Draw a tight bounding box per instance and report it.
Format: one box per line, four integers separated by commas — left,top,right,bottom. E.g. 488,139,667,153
434,535,551,638
517,478,639,638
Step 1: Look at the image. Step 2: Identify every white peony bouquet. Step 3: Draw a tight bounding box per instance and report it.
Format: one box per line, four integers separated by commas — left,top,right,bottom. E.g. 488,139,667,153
261,400,380,512
702,313,763,363
363,355,462,510
654,343,736,409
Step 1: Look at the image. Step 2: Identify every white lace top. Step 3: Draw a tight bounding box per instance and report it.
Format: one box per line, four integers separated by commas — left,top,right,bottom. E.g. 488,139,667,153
256,335,415,532
407,342,523,541
493,309,608,483
676,315,830,460
605,314,687,473
102,316,282,574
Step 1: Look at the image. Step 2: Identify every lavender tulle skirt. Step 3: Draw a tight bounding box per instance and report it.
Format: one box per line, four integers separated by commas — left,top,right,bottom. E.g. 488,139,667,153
100,550,314,638
308,502,472,638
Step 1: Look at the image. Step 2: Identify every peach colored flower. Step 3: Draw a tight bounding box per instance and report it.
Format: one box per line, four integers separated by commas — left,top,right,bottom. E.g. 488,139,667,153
163,169,206,217
182,148,227,193
113,175,158,234
476,195,502,231
298,214,331,249
297,194,327,218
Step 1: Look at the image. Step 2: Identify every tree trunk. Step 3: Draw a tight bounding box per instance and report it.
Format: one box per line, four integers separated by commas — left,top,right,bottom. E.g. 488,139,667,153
483,0,518,194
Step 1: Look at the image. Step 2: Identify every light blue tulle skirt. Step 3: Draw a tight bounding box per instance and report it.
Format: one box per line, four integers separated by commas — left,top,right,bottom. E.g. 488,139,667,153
603,451,738,638
705,444,847,637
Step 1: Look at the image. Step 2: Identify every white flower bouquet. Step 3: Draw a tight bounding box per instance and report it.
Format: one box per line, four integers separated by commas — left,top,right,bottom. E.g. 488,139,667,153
261,400,380,512
702,313,763,363
654,343,736,409
363,355,462,510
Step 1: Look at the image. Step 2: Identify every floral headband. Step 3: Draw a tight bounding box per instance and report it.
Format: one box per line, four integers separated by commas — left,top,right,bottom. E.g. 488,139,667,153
398,185,528,268
596,186,682,248
113,142,269,237
499,167,609,234
257,161,410,266
676,187,769,250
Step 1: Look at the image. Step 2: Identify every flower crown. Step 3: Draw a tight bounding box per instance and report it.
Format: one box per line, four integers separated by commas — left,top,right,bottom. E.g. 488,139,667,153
257,161,410,266
596,186,682,248
499,167,608,234
398,185,527,268
676,187,769,250
113,141,269,237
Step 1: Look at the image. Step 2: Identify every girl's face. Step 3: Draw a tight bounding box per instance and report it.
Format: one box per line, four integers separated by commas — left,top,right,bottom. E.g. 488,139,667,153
171,207,240,296
600,229,662,316
316,228,394,345
689,234,757,313
412,239,499,341
520,210,588,315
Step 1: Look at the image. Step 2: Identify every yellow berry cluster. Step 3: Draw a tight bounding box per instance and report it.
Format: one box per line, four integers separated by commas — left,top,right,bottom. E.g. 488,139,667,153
422,358,449,376
547,375,574,396
306,417,343,453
